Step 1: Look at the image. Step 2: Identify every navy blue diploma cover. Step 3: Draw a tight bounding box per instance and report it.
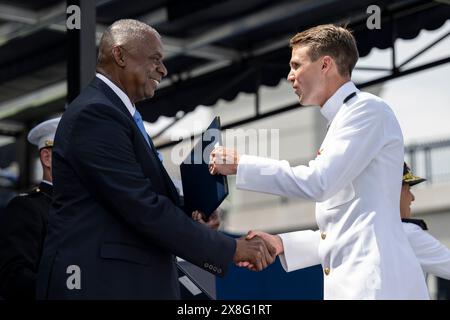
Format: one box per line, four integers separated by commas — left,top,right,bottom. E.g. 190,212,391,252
180,116,229,219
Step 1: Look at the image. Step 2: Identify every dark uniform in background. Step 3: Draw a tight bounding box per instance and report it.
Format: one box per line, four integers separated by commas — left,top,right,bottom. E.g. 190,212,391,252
0,182,52,299
0,117,59,300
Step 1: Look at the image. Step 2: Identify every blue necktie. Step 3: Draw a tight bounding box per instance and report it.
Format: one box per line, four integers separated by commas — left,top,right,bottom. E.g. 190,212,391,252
133,109,150,145
133,109,163,162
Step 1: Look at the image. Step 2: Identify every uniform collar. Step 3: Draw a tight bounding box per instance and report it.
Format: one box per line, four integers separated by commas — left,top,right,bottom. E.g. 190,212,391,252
401,218,428,230
96,73,136,117
320,81,359,124
38,181,53,197
42,180,52,186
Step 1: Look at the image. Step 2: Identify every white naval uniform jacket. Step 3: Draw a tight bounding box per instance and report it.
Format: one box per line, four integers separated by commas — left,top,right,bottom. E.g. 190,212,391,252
236,81,429,299
403,222,450,280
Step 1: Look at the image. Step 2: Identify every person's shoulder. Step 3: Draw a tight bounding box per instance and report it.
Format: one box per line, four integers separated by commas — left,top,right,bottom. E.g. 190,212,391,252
1,187,49,225
352,91,398,122
356,92,391,110
68,94,128,126
402,220,426,234
68,91,115,113
342,92,390,121
4,188,41,213
12,187,47,202
65,79,114,112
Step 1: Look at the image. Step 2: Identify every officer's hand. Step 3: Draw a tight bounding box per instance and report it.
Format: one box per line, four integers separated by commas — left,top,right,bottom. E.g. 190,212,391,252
192,209,221,230
233,236,276,271
209,146,240,176
236,230,284,270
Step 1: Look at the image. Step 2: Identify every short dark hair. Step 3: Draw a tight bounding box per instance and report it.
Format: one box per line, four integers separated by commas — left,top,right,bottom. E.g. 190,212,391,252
290,24,359,77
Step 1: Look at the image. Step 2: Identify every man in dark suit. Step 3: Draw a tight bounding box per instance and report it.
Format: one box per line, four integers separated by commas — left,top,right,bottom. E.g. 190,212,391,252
36,19,274,299
0,118,59,299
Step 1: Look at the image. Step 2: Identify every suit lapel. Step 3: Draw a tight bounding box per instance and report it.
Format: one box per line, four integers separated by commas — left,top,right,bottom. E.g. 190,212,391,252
90,77,180,206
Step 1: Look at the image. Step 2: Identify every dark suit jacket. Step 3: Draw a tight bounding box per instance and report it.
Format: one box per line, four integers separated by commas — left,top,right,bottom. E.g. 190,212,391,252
0,182,52,300
37,77,236,299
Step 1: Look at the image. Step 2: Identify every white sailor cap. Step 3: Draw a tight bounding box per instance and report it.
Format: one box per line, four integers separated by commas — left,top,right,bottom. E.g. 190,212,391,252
27,117,61,150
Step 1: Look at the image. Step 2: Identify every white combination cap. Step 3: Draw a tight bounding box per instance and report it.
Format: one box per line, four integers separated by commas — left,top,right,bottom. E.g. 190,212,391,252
27,117,61,150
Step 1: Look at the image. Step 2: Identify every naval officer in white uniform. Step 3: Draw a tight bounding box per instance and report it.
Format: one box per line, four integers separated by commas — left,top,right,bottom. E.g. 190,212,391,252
209,24,429,299
400,163,450,281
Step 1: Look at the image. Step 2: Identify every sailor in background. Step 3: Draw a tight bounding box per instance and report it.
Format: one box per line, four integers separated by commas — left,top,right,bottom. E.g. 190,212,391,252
400,163,450,281
0,117,60,299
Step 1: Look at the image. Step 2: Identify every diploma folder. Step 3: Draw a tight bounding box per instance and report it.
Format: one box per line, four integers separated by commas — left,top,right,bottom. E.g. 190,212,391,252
180,116,229,219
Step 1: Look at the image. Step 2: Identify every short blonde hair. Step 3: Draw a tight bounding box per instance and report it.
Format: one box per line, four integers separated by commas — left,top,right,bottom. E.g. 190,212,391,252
290,24,359,77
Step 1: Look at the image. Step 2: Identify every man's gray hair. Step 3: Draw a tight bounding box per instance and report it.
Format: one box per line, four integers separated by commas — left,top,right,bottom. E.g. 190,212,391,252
106,19,160,45
97,19,160,65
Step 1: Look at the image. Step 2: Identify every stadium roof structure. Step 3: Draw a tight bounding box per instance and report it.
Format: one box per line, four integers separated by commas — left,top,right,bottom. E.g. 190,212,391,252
0,0,449,124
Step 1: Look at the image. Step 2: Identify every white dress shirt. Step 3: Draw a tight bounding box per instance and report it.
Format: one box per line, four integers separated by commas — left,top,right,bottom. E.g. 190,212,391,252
236,81,429,299
96,73,163,161
403,222,450,280
96,73,136,117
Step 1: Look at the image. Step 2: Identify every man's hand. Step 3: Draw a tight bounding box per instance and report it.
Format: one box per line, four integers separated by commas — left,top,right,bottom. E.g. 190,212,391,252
192,209,221,230
237,231,284,269
209,146,240,176
233,236,276,271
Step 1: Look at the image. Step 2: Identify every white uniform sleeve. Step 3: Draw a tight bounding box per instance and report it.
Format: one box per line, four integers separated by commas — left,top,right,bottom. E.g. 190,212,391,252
403,222,450,280
236,101,391,201
278,230,321,272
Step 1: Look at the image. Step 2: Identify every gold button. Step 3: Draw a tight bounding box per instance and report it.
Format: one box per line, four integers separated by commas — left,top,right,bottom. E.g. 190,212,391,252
324,267,330,275
321,232,326,240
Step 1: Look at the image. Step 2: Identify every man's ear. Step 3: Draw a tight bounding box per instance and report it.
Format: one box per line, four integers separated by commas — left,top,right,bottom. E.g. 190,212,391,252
111,46,126,67
40,148,52,168
321,55,333,72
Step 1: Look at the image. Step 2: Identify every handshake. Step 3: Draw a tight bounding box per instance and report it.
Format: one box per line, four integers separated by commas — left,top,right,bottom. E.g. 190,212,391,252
233,231,284,271
192,210,284,272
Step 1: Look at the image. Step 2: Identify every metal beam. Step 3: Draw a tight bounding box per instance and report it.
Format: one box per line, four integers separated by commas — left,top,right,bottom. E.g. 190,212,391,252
357,56,450,88
0,4,38,24
353,66,392,72
163,36,240,61
0,82,67,120
0,2,239,62
399,31,450,68
94,25,240,62
138,7,168,25
67,0,96,103
0,1,67,46
170,0,338,60
95,23,241,62
0,0,113,46
0,120,25,137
